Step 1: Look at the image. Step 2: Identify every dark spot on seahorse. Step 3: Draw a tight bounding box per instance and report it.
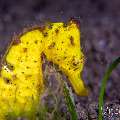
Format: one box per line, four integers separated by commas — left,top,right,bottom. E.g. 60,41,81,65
41,52,46,62
3,78,11,84
48,42,55,49
73,62,79,66
12,74,17,80
64,56,67,59
34,60,37,63
32,82,35,85
26,86,29,89
63,23,67,27
55,29,59,34
26,42,29,44
48,23,53,29
57,59,60,62
58,70,63,75
66,76,69,79
39,26,45,32
25,75,32,79
43,32,48,37
70,36,75,45
72,57,79,66
73,68,79,71
12,37,21,45
23,48,27,52
34,40,38,44
26,66,30,69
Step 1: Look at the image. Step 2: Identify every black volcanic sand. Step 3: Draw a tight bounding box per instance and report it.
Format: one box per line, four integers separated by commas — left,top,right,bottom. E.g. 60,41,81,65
0,0,120,119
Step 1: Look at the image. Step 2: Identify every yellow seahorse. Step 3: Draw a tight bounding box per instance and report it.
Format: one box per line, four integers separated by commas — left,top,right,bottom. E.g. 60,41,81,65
0,20,87,119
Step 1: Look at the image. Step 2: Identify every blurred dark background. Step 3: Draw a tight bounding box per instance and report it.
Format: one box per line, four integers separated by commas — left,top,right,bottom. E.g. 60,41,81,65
0,0,120,119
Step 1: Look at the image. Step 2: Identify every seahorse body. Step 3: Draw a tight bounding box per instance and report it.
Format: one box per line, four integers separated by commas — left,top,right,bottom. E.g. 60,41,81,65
0,21,87,119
